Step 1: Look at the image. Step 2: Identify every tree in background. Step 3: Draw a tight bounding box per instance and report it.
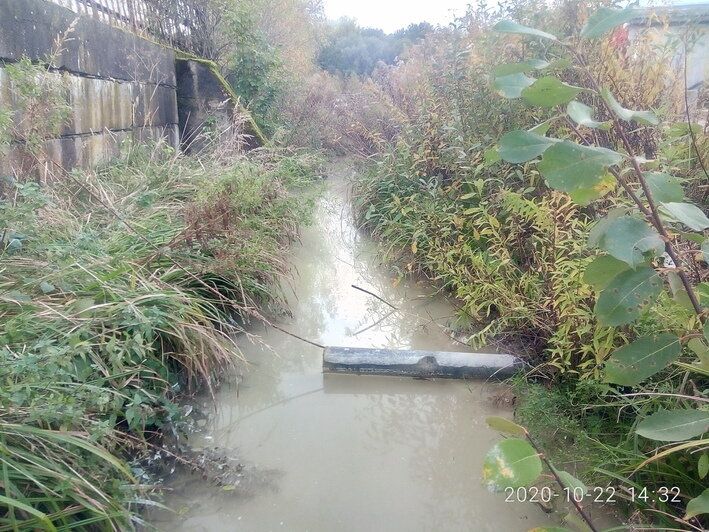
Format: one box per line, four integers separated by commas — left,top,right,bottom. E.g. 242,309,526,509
317,20,432,76
203,0,322,135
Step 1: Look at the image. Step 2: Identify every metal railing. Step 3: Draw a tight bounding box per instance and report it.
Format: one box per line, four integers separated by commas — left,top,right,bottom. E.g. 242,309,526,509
48,0,217,56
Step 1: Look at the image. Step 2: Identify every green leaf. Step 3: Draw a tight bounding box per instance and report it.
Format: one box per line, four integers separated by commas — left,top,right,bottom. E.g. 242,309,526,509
522,77,584,108
498,131,560,163
581,6,637,39
645,172,684,203
567,101,611,130
699,282,709,306
583,255,629,291
39,281,56,294
682,232,705,244
568,187,601,206
546,58,573,69
1,290,33,303
667,271,694,311
483,438,542,491
601,87,659,125
538,141,622,192
0,495,57,532
551,467,587,493
686,340,709,375
699,453,709,479
494,73,536,99
568,173,615,206
493,59,550,76
660,202,709,231
5,238,22,252
528,121,551,135
484,148,501,164
595,267,663,326
486,416,526,437
588,207,627,248
685,488,709,520
604,334,681,385
600,217,664,267
688,337,709,365
493,20,558,41
637,410,709,442
698,334,709,374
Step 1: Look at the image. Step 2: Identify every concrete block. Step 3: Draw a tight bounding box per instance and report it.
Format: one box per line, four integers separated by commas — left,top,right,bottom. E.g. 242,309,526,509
0,0,176,85
322,346,523,380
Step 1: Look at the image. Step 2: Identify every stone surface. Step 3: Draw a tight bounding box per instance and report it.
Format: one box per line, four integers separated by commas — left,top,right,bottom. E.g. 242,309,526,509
0,0,176,85
0,0,183,174
1,125,178,179
0,0,259,175
176,59,258,153
322,346,523,379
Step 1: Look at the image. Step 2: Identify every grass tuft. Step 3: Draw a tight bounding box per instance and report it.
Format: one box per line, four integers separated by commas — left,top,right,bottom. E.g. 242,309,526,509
0,140,322,528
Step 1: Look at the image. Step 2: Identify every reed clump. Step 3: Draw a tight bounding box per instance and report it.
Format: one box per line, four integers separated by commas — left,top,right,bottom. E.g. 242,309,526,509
0,140,322,529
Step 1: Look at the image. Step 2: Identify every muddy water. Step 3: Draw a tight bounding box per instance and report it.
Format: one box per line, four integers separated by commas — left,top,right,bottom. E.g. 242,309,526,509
153,165,561,532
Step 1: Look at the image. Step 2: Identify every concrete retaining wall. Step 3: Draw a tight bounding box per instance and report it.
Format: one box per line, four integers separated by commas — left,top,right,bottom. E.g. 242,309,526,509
0,0,179,175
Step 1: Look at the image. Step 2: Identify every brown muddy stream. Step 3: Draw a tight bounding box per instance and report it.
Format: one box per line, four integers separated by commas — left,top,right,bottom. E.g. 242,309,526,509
151,164,567,532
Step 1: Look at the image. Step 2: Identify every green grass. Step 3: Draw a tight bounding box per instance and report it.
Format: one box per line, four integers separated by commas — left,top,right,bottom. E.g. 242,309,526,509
0,141,322,529
510,376,709,529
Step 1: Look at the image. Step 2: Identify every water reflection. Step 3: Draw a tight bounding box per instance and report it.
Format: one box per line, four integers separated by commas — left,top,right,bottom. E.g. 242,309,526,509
151,167,557,532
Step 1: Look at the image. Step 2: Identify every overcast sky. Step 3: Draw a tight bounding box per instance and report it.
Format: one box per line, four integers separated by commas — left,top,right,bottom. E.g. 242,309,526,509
322,0,472,33
321,0,709,34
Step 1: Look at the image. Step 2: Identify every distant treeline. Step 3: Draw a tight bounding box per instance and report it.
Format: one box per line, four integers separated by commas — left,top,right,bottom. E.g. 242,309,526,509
317,20,433,75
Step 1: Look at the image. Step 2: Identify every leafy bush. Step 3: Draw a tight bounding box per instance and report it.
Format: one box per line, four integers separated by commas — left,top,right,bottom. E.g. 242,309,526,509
0,143,321,528
478,5,709,528
349,2,709,526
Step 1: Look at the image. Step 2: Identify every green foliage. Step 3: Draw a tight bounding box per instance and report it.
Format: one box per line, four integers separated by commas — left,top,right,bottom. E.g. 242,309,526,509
350,5,631,377
601,87,659,126
494,72,535,98
583,255,628,291
0,423,133,530
580,5,636,38
221,3,285,135
685,488,709,520
482,438,542,490
492,59,550,76
317,20,432,76
498,130,559,163
594,268,663,326
521,77,584,108
485,5,709,525
486,416,526,437
0,143,320,528
636,410,709,442
322,0,706,524
492,20,557,40
644,172,684,203
567,101,611,131
2,56,71,152
599,218,664,267
603,334,681,384
661,201,709,231
537,141,621,192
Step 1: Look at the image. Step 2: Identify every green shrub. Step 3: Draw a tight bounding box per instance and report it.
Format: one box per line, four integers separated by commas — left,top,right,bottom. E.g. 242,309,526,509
0,143,321,528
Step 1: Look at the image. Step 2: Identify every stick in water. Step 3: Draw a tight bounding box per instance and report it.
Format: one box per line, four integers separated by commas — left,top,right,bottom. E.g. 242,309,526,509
351,284,398,310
